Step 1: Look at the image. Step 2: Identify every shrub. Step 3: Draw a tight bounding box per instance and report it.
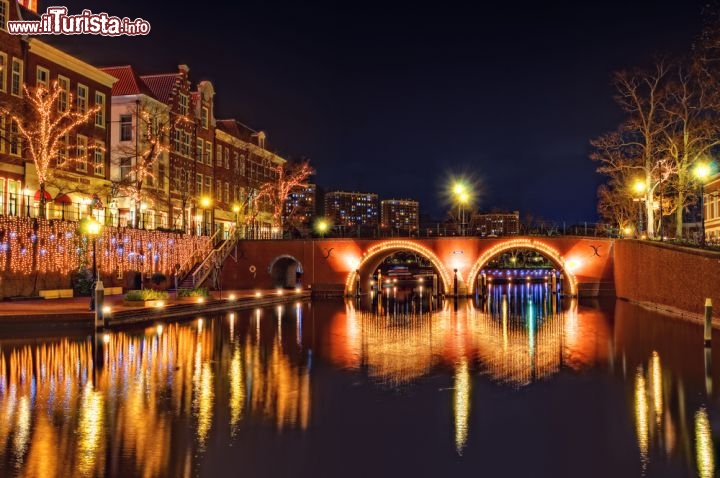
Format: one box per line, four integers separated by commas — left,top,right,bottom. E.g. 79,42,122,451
125,289,169,301
71,268,94,297
177,287,209,298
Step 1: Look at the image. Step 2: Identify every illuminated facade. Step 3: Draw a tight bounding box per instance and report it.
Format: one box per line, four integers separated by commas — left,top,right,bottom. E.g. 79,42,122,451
0,1,115,221
380,199,419,235
325,191,378,231
703,172,720,243
471,210,520,236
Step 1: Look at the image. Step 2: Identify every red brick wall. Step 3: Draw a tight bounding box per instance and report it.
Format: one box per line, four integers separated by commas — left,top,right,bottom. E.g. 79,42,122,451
614,240,720,318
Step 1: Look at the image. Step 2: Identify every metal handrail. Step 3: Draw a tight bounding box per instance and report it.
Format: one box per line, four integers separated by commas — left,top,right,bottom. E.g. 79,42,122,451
190,228,240,287
176,228,221,284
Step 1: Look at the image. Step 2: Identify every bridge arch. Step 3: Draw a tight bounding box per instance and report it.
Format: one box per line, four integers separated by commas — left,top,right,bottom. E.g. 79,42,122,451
466,238,577,296
344,240,453,296
268,254,304,288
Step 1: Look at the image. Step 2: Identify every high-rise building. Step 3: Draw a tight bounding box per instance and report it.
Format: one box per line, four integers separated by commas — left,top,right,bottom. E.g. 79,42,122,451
284,184,316,231
381,199,419,235
324,191,378,230
472,211,520,236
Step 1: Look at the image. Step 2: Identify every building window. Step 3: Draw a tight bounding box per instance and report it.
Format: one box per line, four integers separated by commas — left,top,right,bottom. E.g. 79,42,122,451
216,179,222,201
119,157,132,179
10,58,22,97
0,115,5,153
9,119,20,156
57,133,68,166
0,1,8,31
158,162,166,189
0,53,6,92
224,182,229,203
205,141,212,165
179,93,189,116
77,84,88,113
216,144,223,166
94,92,105,127
76,135,88,172
181,131,191,157
205,177,212,198
196,173,203,195
36,66,49,88
58,76,69,112
93,141,105,176
201,107,208,129
120,114,132,141
224,148,229,169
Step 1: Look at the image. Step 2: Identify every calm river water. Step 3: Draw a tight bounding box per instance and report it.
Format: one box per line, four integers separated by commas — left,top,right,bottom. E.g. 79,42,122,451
0,285,717,477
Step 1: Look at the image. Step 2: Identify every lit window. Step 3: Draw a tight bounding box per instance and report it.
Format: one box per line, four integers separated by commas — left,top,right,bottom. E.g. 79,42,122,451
94,92,105,127
57,76,69,112
77,84,88,113
93,141,105,176
76,135,88,172
36,66,49,88
10,58,22,96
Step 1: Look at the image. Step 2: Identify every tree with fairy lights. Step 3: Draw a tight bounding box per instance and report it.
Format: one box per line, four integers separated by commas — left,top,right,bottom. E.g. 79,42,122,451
0,82,101,219
109,99,173,228
257,159,314,238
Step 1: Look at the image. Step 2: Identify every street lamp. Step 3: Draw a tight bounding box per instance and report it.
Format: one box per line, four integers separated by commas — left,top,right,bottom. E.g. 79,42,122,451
315,218,330,238
232,203,241,227
694,163,711,247
200,196,212,235
82,216,103,311
632,180,646,237
452,181,472,236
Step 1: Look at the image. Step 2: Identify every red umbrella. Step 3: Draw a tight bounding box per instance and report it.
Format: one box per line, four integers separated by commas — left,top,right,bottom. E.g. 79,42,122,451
54,193,72,204
34,190,52,201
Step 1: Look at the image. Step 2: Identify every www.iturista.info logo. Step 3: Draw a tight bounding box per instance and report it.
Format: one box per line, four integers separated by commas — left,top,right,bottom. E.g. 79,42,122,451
7,6,151,36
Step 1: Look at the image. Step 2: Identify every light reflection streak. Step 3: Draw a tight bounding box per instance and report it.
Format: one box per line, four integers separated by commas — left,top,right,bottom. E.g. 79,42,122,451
634,366,649,471
453,358,470,455
695,406,715,478
650,351,662,424
76,383,104,477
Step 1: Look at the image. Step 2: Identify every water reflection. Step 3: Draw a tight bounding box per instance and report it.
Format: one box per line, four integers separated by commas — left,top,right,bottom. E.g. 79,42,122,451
0,293,715,477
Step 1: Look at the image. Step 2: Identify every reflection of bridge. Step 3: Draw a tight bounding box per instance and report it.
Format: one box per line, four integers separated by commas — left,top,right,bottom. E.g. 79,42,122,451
222,236,615,297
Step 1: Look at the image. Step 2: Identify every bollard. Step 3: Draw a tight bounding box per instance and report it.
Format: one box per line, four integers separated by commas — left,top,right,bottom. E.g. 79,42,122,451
94,280,105,329
704,298,713,347
551,273,557,294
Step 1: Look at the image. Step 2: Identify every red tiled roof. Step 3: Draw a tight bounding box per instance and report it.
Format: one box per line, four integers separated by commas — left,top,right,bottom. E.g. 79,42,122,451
101,65,155,97
140,73,179,104
216,119,258,143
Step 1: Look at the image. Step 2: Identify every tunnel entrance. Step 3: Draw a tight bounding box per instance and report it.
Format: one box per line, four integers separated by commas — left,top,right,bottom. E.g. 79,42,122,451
269,255,304,289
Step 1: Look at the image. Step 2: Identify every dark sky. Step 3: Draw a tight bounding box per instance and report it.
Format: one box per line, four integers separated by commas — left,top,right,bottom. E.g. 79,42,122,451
49,0,705,222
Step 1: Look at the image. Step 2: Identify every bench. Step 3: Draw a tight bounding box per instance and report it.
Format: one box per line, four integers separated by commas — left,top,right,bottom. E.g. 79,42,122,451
39,289,74,299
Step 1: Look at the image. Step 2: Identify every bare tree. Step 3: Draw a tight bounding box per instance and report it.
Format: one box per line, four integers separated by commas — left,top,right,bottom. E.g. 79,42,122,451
257,160,314,237
110,99,173,228
0,82,101,218
591,61,672,238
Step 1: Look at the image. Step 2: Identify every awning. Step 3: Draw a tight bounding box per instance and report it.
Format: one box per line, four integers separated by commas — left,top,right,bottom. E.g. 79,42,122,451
34,190,52,201
54,193,72,204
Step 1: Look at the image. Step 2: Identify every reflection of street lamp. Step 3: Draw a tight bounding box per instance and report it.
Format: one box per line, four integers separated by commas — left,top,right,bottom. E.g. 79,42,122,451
632,180,646,237
82,217,103,311
453,268,458,298
694,163,711,247
200,196,212,235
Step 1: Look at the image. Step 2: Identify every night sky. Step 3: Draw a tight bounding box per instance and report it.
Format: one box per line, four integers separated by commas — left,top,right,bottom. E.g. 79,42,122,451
49,0,705,222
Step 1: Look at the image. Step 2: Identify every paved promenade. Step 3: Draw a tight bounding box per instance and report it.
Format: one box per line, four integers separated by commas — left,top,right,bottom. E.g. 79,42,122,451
0,289,309,326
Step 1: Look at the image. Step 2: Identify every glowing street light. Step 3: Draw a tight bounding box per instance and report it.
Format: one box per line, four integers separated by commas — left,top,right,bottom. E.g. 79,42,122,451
694,163,712,247
632,179,647,237
451,180,472,236
81,216,103,313
199,196,212,236
315,218,330,238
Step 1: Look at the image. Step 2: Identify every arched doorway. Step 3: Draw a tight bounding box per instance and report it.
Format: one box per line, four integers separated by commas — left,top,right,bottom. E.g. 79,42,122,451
268,255,304,288
466,239,577,296
344,240,452,296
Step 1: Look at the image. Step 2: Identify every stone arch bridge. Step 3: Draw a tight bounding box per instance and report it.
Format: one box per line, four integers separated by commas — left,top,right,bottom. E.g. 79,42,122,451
220,236,616,297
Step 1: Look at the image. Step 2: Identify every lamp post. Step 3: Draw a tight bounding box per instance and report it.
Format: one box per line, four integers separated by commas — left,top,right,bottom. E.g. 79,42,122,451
632,180,646,238
452,181,472,236
82,217,103,313
694,163,711,247
232,203,241,233
200,196,212,235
